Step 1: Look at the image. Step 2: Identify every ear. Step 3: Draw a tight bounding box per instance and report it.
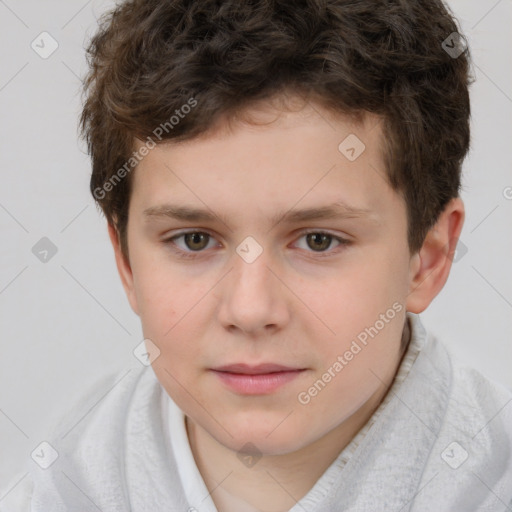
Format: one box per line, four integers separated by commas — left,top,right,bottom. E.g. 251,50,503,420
406,197,465,313
107,222,140,316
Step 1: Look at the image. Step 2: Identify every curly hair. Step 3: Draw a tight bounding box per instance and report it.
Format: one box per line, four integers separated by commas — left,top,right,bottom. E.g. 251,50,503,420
79,0,472,260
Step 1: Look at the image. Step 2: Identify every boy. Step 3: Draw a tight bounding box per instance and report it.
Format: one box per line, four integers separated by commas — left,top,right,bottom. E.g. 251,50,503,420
2,0,512,510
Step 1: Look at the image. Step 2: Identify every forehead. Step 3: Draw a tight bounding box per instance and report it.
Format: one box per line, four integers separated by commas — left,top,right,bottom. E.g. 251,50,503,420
129,101,404,227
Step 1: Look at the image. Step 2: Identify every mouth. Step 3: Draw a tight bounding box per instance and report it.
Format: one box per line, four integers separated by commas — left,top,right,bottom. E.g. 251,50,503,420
210,363,307,395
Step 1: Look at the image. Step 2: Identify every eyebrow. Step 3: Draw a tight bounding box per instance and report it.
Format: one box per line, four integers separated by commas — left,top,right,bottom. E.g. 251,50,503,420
143,202,377,228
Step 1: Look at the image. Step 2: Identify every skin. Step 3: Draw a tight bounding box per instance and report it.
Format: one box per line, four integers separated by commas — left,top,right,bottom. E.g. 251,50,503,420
108,95,465,512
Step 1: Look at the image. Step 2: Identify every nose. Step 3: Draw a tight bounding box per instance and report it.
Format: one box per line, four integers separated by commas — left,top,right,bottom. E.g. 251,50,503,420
216,245,291,336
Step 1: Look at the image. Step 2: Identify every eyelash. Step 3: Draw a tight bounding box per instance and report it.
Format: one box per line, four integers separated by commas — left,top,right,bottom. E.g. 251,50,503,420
162,230,351,260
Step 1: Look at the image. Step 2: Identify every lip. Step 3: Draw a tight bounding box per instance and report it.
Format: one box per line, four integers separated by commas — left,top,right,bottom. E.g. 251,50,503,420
213,363,301,374
211,363,306,395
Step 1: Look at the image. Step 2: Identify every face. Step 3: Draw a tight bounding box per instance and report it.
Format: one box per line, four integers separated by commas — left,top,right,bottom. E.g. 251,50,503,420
118,98,419,455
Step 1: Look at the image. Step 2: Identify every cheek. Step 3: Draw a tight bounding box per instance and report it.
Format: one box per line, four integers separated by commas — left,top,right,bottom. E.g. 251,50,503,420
130,253,187,345
131,259,215,365
351,244,409,303
133,270,175,333
317,255,405,326
306,252,408,368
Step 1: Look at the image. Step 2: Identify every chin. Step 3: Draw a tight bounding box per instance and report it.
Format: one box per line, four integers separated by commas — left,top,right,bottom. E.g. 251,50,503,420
225,433,305,456
210,415,315,456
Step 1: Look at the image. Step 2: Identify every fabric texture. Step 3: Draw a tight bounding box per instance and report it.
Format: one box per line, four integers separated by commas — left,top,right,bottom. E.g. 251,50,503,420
1,312,512,511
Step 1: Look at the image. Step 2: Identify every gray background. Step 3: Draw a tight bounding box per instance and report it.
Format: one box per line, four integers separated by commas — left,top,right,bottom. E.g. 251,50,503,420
1,0,511,488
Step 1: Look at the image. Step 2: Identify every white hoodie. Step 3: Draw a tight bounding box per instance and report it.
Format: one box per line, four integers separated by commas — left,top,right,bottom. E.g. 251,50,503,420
2,313,512,511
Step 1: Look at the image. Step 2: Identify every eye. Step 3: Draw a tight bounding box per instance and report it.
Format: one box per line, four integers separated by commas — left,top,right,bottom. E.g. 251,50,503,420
163,230,350,259
294,231,349,254
168,231,217,254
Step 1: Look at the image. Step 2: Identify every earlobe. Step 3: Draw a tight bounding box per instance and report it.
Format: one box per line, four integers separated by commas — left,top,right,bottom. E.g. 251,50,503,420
107,222,140,316
406,197,465,314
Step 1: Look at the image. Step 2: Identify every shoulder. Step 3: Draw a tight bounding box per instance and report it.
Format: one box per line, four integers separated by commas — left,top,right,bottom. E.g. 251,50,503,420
0,473,33,512
2,365,162,511
50,363,156,441
419,319,512,442
414,315,512,433
449,357,512,447
415,320,512,508
445,344,512,432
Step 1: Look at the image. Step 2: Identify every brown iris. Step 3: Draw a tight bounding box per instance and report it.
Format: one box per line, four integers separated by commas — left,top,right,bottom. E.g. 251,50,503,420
306,233,332,252
184,232,210,251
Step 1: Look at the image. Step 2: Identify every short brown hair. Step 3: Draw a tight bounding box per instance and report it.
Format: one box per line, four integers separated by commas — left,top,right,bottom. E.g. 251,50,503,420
80,0,472,260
